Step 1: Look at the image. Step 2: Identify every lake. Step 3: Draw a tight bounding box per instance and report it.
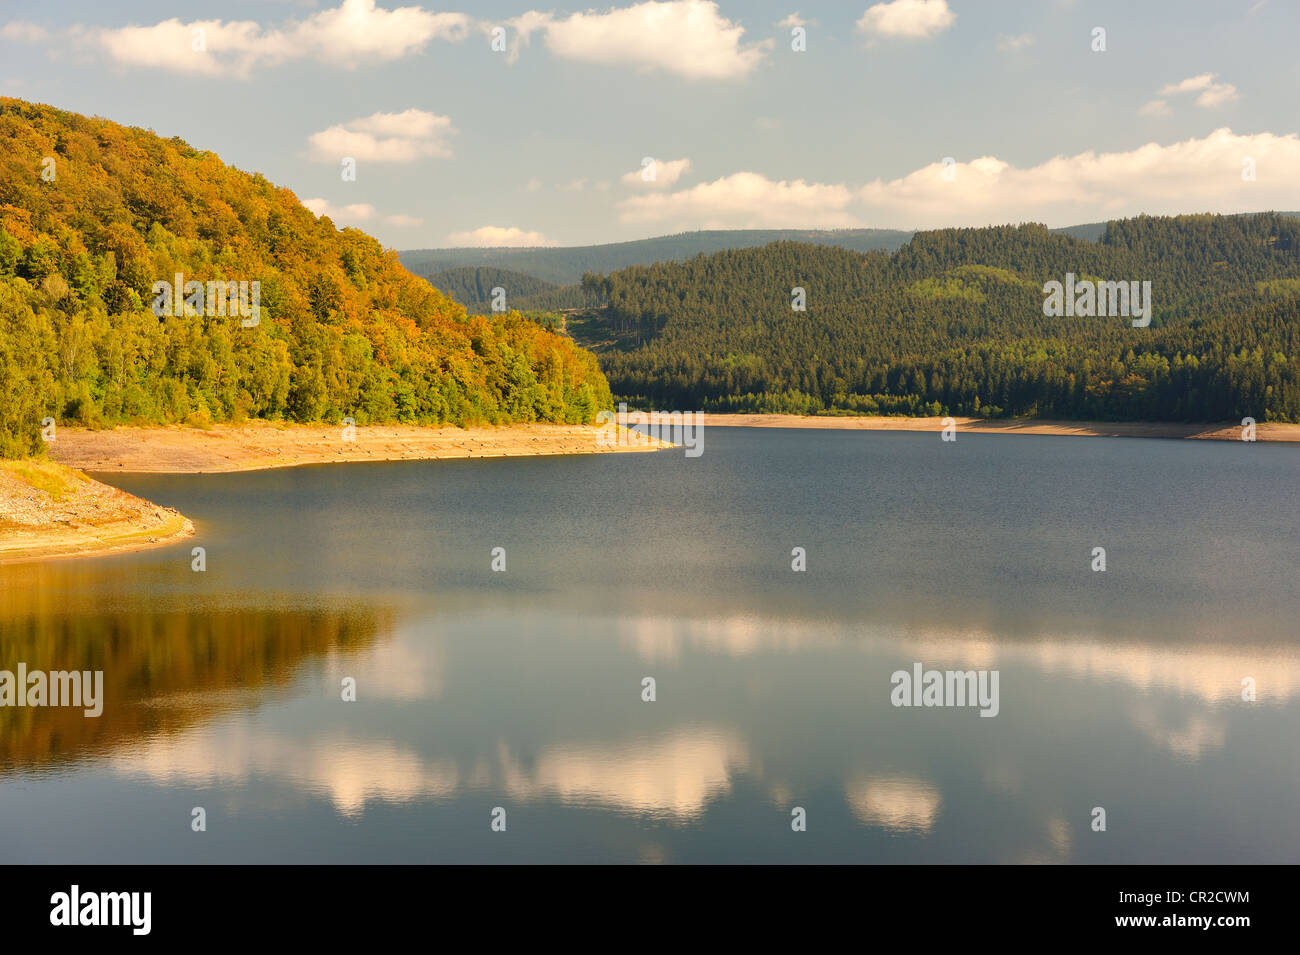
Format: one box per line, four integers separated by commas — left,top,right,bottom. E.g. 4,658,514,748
2,427,1297,863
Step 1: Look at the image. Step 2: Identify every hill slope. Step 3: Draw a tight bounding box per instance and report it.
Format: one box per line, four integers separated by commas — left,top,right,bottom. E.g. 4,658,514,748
0,98,611,458
576,214,1300,422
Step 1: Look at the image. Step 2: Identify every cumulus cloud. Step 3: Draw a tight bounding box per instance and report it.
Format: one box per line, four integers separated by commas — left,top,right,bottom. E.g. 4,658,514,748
618,171,860,229
303,198,422,230
621,157,691,188
859,128,1297,227
307,109,455,162
18,0,471,76
447,225,555,247
1160,72,1239,108
856,0,955,40
507,1,769,79
301,198,376,222
616,130,1300,230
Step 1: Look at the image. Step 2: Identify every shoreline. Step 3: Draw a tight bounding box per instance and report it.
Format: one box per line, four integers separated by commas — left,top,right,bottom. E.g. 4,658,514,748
0,460,194,565
695,413,1300,442
47,421,669,474
4,421,666,563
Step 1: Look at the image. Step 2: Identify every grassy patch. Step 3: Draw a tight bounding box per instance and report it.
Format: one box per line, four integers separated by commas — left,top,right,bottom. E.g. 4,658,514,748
0,460,86,500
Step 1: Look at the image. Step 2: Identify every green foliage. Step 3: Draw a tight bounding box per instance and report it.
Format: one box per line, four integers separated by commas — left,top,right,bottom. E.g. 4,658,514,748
583,216,1300,423
0,98,613,457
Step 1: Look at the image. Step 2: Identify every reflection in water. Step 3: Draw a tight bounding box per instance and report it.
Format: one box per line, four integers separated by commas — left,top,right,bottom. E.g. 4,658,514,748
0,603,390,773
618,615,1299,703
1,430,1297,862
1127,704,1228,762
844,774,943,833
499,728,750,821
113,727,458,817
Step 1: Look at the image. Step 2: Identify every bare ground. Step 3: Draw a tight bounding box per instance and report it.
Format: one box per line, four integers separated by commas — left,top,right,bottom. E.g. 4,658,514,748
47,421,670,473
0,460,193,564
697,414,1300,442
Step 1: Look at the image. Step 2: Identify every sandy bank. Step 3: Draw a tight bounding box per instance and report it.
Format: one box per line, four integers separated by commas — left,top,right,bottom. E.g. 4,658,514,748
48,421,669,474
697,414,1300,442
0,460,193,564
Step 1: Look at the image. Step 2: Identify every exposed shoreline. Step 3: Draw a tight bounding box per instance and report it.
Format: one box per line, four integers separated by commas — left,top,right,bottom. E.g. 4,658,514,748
47,421,669,474
696,413,1300,442
3,422,666,563
0,460,194,565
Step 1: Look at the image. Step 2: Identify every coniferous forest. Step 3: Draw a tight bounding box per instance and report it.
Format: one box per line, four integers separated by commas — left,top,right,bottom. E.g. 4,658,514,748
574,214,1300,422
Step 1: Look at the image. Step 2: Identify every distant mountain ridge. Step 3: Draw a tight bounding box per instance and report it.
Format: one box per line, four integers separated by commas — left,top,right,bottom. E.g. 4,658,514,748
401,229,914,286
401,216,1300,287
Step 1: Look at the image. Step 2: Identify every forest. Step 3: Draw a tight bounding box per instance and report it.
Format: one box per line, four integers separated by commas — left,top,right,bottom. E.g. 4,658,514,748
575,214,1300,422
0,98,612,458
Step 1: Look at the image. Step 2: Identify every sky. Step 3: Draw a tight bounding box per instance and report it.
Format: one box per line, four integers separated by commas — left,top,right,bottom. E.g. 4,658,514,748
2,0,1299,249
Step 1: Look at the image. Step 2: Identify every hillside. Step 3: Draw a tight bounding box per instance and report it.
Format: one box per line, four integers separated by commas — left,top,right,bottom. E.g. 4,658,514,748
0,98,612,458
429,266,560,309
573,214,1300,422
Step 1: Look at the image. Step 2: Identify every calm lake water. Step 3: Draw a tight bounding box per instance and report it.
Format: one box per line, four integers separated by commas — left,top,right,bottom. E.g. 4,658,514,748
1,427,1297,863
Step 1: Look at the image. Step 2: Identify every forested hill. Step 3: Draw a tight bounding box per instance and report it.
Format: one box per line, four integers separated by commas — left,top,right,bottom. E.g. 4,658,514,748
580,214,1300,422
401,229,916,285
0,98,611,458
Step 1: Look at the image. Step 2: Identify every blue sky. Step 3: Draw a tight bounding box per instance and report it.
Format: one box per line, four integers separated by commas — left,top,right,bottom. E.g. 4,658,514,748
2,0,1298,248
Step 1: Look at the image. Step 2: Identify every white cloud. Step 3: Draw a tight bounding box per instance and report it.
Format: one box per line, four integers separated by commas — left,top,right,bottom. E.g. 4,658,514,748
304,198,423,230
302,197,376,221
1159,73,1239,108
855,128,1299,228
618,171,860,229
308,109,455,162
524,177,543,192
1138,99,1171,117
447,225,555,247
996,33,1033,52
856,0,955,40
621,157,691,188
558,178,587,192
508,1,769,79
778,13,806,29
617,130,1300,230
41,0,470,76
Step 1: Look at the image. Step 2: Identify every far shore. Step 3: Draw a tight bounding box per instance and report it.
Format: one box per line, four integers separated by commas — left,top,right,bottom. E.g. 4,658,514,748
47,421,670,474
696,413,1300,442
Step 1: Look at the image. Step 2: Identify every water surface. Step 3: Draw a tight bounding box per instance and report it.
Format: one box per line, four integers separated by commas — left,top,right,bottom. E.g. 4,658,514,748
1,428,1296,863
